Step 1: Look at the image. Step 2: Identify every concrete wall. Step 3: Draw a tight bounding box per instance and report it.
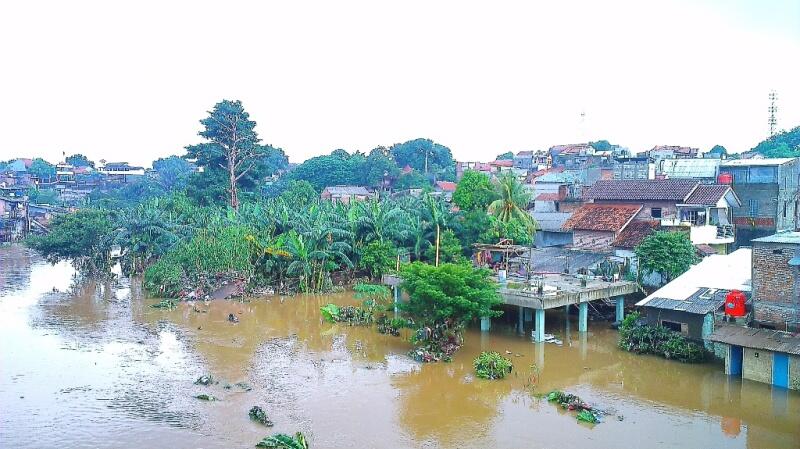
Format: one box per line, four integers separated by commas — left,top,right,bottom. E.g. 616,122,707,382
791,355,800,390
535,230,573,248
752,241,800,330
572,229,615,252
642,308,706,339
743,347,772,384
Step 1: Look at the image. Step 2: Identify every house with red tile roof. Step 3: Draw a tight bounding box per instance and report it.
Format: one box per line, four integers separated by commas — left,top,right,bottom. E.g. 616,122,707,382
582,179,741,253
562,204,642,252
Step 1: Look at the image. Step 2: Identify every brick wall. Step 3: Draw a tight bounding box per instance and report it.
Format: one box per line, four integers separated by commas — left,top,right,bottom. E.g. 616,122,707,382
752,241,800,329
743,347,772,384
790,355,800,390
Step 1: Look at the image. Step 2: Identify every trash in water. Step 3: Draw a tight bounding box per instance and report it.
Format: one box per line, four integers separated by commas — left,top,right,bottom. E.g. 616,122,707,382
249,406,274,426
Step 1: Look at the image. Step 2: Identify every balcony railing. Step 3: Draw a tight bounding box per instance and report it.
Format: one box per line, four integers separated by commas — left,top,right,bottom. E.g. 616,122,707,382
716,224,734,238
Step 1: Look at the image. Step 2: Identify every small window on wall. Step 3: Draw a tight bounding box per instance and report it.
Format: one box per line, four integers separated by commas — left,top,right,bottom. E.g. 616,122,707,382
661,320,688,334
749,199,759,217
651,207,662,218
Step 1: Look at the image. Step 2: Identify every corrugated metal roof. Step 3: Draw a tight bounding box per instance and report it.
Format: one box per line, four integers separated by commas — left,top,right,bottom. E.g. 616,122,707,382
708,325,800,355
752,231,800,244
536,172,579,184
659,158,720,179
720,158,796,166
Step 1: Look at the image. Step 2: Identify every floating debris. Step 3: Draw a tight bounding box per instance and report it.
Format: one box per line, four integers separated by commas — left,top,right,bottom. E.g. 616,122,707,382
228,313,239,323
249,406,274,427
546,390,605,424
150,299,177,309
194,375,214,386
195,394,216,401
235,382,253,391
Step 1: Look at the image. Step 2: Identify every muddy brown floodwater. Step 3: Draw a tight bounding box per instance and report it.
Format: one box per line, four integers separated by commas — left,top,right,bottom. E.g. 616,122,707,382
1,246,798,449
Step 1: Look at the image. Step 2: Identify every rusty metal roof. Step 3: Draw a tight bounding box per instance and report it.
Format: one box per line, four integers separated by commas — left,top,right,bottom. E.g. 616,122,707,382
708,325,800,355
584,179,699,201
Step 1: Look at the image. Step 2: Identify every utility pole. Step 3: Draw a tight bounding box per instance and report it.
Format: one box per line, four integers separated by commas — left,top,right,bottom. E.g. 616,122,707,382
768,90,778,137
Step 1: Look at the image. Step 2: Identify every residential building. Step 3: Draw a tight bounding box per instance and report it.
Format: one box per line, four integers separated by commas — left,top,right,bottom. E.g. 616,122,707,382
657,158,720,183
320,186,373,204
433,181,456,201
635,248,752,340
99,162,145,183
644,145,699,161
455,161,492,180
0,196,29,242
583,179,740,252
718,158,799,247
613,157,650,180
751,232,800,332
513,151,535,170
550,143,609,169
562,203,642,252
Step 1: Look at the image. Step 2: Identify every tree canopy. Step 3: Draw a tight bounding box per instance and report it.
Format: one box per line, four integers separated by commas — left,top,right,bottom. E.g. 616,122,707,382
399,262,501,328
635,231,699,284
495,151,514,160
452,170,497,211
185,100,280,210
66,154,94,168
750,126,800,158
390,138,454,177
28,158,56,181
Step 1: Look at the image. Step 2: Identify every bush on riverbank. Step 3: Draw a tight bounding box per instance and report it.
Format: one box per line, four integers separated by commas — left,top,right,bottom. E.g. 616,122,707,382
618,312,706,363
143,226,254,298
473,351,513,380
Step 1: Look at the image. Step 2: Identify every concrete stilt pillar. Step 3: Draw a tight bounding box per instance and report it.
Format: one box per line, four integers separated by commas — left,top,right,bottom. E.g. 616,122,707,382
393,286,400,313
480,316,491,332
534,309,545,342
524,308,533,322
615,296,625,323
578,302,588,333
518,306,524,334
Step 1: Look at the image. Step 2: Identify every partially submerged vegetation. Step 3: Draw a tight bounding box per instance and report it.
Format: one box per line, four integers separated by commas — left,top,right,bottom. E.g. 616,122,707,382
546,391,604,424
473,352,513,380
618,312,706,363
256,432,308,449
249,406,274,427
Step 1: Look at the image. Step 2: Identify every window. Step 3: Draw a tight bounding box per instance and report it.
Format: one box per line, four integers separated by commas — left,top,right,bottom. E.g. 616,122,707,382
784,202,787,218
661,320,688,335
651,207,662,218
749,166,776,183
749,199,759,217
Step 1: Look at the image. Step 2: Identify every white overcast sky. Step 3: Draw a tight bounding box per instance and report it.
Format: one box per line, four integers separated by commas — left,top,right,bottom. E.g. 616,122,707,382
1,0,798,166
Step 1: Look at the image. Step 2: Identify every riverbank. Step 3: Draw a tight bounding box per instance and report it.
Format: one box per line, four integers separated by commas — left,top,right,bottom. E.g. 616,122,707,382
1,246,798,448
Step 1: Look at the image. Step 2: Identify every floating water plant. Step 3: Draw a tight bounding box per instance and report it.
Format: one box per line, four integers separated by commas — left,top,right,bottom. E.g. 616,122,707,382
256,432,308,448
473,351,513,380
546,390,603,424
249,406,274,426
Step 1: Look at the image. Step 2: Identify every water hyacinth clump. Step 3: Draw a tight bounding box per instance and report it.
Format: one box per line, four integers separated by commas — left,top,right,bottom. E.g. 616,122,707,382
546,390,603,424
256,432,308,448
249,406,274,427
473,351,514,380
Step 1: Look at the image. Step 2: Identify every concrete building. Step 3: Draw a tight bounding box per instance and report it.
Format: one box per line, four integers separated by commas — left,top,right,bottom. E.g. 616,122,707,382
99,162,145,183
635,248,752,340
644,145,699,161
613,157,650,180
657,158,720,183
718,158,799,247
562,203,642,252
320,185,373,204
751,232,800,332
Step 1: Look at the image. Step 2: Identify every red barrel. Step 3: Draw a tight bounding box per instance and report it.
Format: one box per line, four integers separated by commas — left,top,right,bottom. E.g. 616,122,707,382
718,173,733,184
724,290,746,317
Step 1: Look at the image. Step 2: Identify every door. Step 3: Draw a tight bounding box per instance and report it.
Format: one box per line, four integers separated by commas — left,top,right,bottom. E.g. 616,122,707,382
729,345,743,376
773,353,789,388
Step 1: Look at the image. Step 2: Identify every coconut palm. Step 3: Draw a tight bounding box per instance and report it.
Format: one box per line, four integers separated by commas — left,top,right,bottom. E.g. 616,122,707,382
487,172,537,231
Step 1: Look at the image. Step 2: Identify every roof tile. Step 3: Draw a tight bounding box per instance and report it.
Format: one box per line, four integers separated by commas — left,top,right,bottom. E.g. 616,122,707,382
584,179,699,201
562,203,642,232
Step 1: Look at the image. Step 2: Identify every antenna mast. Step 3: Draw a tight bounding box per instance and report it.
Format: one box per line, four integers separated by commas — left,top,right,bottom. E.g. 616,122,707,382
768,90,778,137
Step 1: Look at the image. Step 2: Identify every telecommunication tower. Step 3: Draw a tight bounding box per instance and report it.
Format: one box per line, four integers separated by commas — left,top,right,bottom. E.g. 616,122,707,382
768,90,778,136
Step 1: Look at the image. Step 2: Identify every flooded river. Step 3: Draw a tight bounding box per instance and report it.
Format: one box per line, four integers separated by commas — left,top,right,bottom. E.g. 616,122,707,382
1,246,798,448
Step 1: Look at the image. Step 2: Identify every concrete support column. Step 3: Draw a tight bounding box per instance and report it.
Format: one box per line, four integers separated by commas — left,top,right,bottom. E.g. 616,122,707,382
615,296,625,323
534,309,545,342
524,308,533,322
578,302,588,333
393,286,400,313
480,316,491,332
518,306,524,334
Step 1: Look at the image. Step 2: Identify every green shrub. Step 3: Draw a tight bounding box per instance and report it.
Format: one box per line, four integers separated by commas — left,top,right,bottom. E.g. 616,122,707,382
473,351,513,380
618,312,706,363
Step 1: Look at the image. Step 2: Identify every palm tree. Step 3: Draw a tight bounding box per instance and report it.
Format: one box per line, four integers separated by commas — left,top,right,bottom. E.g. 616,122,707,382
487,172,537,236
